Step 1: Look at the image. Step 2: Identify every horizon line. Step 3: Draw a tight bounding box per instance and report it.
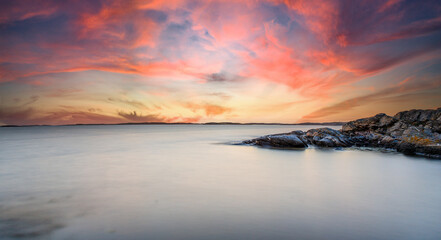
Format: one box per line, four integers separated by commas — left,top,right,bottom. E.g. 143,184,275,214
1,121,346,128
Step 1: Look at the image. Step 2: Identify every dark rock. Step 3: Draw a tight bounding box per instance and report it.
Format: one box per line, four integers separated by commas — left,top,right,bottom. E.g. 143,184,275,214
305,128,352,147
394,108,441,133
342,113,397,134
315,137,338,147
396,142,416,155
242,107,441,159
245,134,308,148
290,130,305,135
386,121,409,137
415,145,441,158
379,136,398,149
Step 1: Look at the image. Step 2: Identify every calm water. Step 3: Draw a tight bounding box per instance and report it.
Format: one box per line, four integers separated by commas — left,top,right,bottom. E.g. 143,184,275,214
1,125,441,240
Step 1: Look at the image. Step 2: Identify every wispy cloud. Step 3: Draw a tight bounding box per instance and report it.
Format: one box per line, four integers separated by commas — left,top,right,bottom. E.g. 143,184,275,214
108,98,150,110
301,76,441,121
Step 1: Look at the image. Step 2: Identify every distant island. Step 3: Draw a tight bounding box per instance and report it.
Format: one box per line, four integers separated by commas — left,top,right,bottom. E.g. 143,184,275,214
241,108,441,159
1,121,345,127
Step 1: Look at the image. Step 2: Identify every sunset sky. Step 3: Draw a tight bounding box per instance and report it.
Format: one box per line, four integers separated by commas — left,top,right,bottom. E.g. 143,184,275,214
1,0,440,125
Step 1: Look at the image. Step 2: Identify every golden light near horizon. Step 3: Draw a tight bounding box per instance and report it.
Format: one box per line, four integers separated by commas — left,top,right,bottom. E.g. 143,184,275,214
1,0,441,125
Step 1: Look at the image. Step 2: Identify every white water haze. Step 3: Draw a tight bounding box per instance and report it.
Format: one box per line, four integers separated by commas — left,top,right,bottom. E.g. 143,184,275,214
1,125,441,239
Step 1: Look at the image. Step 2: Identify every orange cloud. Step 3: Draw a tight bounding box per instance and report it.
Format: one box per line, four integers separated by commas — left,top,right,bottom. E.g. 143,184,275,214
184,103,232,117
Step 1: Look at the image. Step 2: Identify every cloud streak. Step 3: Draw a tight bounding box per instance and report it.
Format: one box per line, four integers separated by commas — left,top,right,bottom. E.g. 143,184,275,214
301,76,441,121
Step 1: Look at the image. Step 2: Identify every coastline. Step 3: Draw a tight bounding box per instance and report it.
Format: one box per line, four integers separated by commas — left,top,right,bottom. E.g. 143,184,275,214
241,108,441,159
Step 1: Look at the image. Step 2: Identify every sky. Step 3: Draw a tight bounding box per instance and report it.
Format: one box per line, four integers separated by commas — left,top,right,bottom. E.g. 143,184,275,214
0,0,440,125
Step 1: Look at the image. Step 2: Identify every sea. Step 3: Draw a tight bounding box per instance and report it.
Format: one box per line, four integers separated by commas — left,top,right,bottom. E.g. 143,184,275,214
1,124,441,240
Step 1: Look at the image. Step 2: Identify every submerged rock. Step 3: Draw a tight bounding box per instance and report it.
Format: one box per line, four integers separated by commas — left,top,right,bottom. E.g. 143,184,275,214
242,107,441,159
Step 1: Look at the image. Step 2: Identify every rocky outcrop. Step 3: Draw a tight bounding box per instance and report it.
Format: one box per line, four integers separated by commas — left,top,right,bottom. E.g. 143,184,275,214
243,132,308,148
305,128,352,147
341,113,397,134
242,108,441,159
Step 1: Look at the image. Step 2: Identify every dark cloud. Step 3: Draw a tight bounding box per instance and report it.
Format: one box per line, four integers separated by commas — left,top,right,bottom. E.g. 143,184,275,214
206,73,227,82
163,21,192,36
205,72,241,83
144,9,168,23
117,111,165,122
259,1,291,26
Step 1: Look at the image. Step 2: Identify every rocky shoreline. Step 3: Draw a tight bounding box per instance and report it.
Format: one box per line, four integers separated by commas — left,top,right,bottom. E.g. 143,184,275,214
241,108,441,159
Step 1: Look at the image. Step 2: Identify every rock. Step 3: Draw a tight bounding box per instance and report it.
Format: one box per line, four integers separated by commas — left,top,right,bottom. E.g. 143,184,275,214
241,107,441,159
394,108,441,133
305,128,352,147
342,113,397,134
290,130,305,135
379,114,396,127
315,138,335,147
379,135,398,149
386,121,408,137
396,142,416,155
416,145,441,158
245,134,308,148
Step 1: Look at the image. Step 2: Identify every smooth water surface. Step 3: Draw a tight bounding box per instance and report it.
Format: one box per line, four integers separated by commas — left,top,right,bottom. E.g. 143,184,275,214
1,125,441,240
